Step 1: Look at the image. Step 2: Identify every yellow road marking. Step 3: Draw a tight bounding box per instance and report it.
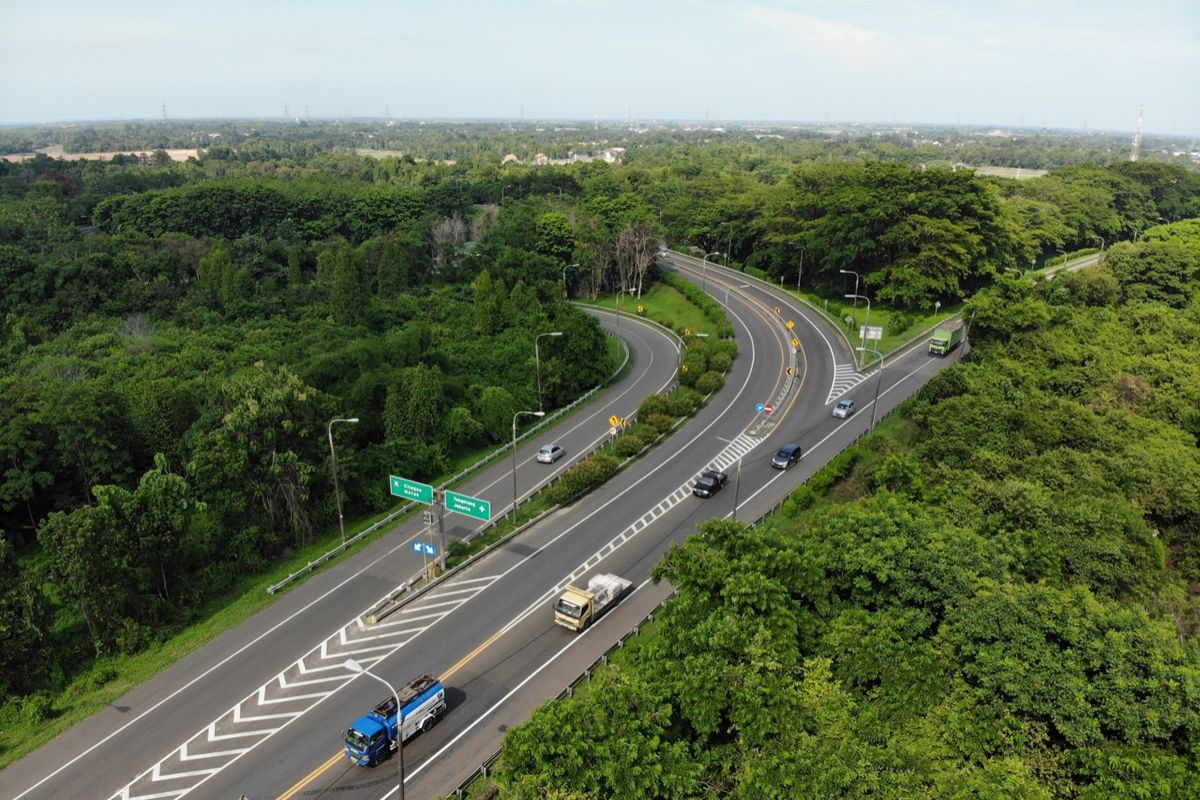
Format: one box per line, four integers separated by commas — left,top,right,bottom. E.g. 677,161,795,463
276,750,345,800
275,624,514,799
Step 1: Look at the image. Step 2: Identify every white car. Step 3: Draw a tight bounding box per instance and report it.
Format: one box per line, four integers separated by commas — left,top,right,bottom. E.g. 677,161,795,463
832,399,856,419
536,444,566,464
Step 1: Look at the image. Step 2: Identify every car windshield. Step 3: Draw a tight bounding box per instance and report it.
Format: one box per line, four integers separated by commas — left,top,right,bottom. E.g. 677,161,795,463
540,446,553,454
838,402,851,409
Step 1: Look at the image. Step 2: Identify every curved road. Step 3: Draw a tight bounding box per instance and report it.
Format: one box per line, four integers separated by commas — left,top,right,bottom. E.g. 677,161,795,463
4,261,965,800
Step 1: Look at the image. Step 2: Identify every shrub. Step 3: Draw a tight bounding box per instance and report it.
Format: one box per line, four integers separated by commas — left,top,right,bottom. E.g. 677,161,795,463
708,350,733,372
542,453,620,505
641,412,677,435
782,447,861,514
612,434,646,458
668,387,702,417
20,693,53,725
695,370,724,395
638,394,670,418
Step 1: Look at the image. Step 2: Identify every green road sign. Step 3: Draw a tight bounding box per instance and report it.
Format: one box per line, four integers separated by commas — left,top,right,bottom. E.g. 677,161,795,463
444,490,491,522
390,475,434,505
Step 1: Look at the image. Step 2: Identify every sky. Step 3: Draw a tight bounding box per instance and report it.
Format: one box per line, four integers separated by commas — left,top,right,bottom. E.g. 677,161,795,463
1,0,1197,135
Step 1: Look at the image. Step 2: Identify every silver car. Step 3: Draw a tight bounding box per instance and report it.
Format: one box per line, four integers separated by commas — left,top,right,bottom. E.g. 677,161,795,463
832,399,856,419
536,444,566,464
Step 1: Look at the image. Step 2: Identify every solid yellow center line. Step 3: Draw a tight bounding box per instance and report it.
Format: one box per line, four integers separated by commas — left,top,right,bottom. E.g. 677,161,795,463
274,623,515,799
275,749,344,800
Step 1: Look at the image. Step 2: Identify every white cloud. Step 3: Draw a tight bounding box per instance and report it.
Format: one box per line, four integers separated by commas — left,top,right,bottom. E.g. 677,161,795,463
739,4,893,66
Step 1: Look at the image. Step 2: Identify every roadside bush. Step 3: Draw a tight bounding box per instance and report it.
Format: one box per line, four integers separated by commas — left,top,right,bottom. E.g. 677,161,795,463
668,387,702,417
20,693,53,725
695,370,724,395
612,433,646,458
638,394,670,418
680,349,707,386
711,338,736,360
641,412,677,436
708,350,733,372
782,447,861,514
542,453,620,506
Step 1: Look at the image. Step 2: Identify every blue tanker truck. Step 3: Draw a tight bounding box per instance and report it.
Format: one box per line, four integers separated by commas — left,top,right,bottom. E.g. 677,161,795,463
344,674,447,766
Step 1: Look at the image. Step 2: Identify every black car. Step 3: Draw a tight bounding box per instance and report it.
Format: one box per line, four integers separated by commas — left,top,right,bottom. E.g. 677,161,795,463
771,442,802,470
692,469,728,498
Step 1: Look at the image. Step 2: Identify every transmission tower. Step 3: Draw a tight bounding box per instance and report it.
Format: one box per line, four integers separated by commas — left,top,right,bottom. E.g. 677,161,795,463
1130,105,1144,162
161,101,168,123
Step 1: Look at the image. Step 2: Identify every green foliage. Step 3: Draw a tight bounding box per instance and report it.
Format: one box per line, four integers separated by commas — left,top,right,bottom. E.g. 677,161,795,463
496,219,1200,798
541,453,620,506
611,433,646,458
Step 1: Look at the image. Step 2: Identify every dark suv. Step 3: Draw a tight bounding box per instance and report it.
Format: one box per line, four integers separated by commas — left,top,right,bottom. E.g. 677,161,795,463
771,443,802,470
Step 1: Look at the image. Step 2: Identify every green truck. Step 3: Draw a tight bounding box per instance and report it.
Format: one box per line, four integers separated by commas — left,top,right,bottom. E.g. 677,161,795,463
928,321,964,356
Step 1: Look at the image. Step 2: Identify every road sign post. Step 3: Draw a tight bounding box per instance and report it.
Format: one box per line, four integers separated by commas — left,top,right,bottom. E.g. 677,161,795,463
444,490,491,522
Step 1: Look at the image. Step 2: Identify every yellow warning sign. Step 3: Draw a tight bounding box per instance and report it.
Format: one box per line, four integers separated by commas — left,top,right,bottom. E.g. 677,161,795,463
609,415,621,427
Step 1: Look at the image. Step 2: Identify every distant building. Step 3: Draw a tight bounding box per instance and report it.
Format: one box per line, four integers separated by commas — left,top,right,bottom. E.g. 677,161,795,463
501,153,520,165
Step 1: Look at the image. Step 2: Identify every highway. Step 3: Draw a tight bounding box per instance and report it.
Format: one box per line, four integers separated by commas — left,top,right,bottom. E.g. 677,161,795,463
3,258,964,800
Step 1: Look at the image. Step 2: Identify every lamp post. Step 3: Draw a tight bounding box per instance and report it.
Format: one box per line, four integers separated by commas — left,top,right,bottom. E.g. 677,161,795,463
1093,235,1105,251
797,247,805,290
701,251,720,294
511,410,545,521
343,659,404,800
724,282,750,307
856,346,884,428
614,287,630,336
534,331,563,412
839,269,860,308
1003,267,1022,277
1056,248,1067,268
327,417,359,543
844,293,870,349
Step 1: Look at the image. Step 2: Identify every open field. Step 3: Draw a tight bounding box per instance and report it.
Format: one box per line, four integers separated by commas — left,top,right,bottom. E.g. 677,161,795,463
970,165,1048,179
0,146,201,163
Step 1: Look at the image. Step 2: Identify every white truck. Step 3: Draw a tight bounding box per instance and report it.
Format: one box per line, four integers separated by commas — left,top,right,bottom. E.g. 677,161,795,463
553,573,631,631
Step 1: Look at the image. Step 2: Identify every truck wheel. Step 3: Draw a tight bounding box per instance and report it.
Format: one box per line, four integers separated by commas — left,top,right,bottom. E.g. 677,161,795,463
420,716,435,733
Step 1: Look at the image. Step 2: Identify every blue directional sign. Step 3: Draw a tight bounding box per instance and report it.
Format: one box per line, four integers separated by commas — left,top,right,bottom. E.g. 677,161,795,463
755,402,765,414
411,540,436,556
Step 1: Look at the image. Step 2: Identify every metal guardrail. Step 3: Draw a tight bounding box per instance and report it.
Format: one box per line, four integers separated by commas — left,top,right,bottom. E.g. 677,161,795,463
267,332,631,595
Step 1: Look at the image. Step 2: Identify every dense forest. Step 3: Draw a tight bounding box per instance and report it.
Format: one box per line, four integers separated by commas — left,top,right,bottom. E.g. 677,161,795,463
497,220,1200,799
1,125,1197,777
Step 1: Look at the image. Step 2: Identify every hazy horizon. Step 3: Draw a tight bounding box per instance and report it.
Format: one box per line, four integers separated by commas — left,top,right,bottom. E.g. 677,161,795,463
2,0,1197,136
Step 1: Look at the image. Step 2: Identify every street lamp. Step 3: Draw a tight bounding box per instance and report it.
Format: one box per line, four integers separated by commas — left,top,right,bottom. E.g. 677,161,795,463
701,251,721,294
534,331,564,412
343,658,405,800
1056,249,1067,268
1003,267,1022,277
1093,235,1105,251
856,346,885,428
614,287,630,336
797,247,805,290
327,417,359,543
839,270,860,308
844,293,871,347
511,410,546,521
724,282,750,307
